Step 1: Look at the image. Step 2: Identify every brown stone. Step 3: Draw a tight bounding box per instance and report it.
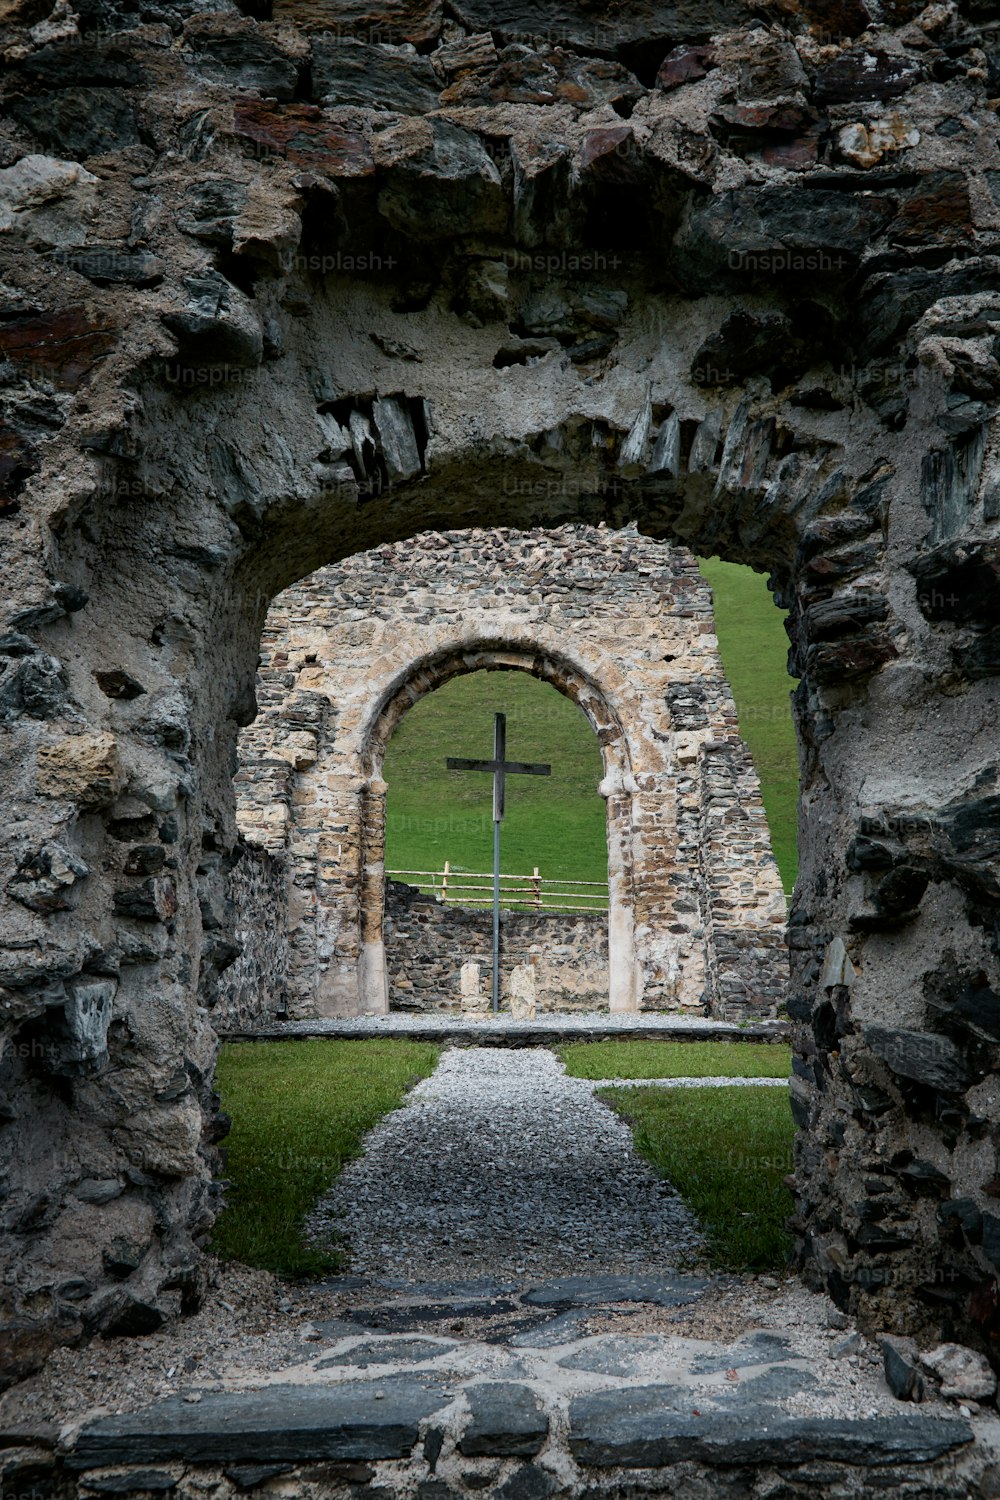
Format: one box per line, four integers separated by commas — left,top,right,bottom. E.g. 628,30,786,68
35,732,124,809
232,101,375,176
0,308,116,391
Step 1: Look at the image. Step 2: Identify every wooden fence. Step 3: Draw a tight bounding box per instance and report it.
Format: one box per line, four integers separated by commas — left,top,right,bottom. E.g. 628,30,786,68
386,862,609,914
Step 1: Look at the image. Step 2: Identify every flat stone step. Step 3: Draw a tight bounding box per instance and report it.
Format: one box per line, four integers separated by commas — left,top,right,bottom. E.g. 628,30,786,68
64,1378,977,1478
221,1013,790,1046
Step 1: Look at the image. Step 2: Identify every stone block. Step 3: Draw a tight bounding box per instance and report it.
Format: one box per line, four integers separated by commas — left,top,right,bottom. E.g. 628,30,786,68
458,1383,548,1457
568,1391,973,1467
35,731,124,809
508,964,536,1020
70,1377,453,1468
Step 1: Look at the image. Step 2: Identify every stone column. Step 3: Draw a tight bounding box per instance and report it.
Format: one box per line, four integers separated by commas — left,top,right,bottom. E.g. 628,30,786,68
601,770,641,1012
357,778,389,1015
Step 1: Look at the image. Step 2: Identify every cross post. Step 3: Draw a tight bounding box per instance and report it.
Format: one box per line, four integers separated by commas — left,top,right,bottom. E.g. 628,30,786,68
446,712,551,1012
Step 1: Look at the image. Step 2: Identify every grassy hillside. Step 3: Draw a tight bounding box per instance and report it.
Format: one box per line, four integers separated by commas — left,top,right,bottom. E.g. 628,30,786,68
384,670,608,900
383,559,799,898
697,558,799,890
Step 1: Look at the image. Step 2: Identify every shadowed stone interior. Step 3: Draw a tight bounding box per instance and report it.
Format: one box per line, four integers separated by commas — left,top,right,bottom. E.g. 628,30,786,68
0,0,999,1398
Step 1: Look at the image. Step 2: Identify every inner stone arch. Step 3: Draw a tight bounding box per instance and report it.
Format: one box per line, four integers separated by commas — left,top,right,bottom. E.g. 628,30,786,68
360,642,639,1018
231,526,788,1022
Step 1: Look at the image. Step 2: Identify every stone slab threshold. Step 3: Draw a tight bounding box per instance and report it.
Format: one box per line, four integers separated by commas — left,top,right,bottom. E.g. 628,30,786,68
221,1013,791,1046
22,1275,999,1498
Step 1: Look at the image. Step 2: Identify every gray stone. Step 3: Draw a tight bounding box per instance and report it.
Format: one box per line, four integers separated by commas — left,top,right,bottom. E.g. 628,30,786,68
568,1391,974,1467
690,1333,793,1372
224,1465,294,1488
882,1336,926,1402
920,1343,997,1401
316,1337,455,1368
372,396,422,484
76,1471,177,1493
866,1027,973,1093
523,1276,708,1309
312,41,440,113
494,1466,557,1500
556,1335,677,1375
458,1383,548,1458
70,1377,453,1468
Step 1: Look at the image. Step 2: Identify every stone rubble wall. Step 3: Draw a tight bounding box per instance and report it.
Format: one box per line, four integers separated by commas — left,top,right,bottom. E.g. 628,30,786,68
235,526,789,1019
383,878,610,1013
1,0,999,1378
216,842,289,1031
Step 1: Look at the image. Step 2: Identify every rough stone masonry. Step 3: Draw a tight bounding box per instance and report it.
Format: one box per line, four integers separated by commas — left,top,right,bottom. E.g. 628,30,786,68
226,525,787,1020
0,0,999,1388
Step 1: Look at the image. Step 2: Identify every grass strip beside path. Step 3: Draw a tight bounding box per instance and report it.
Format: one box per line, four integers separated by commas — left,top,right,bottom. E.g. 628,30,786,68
212,1039,439,1278
600,1085,795,1272
559,1040,793,1080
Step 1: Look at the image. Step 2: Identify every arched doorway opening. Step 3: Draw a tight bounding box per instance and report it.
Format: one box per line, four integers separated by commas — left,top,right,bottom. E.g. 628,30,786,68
381,666,610,1014
361,645,640,1015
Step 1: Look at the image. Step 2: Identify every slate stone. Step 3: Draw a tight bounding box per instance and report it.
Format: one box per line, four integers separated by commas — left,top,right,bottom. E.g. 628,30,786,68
882,1336,927,1402
70,1377,452,1468
224,1465,295,1488
724,1365,819,1403
447,0,749,49
189,34,298,99
51,248,163,288
568,1391,973,1468
866,1026,973,1093
523,1276,708,1309
509,1309,614,1349
316,1336,455,1368
340,1299,521,1332
7,89,140,157
162,273,263,371
813,50,920,105
690,1333,793,1373
312,41,440,112
78,1472,177,1493
556,1335,676,1376
377,120,507,239
458,1383,548,1458
495,1466,557,1500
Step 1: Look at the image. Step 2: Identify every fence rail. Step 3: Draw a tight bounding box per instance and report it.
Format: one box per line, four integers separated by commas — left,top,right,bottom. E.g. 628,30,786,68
387,861,608,914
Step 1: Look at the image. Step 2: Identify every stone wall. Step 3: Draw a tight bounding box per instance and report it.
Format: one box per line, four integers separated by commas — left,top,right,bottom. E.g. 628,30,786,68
384,879,610,1013
235,525,788,1019
1,0,999,1377
215,842,288,1031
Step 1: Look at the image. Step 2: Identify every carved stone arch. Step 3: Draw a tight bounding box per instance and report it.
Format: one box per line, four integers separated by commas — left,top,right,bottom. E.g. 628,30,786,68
355,634,643,1016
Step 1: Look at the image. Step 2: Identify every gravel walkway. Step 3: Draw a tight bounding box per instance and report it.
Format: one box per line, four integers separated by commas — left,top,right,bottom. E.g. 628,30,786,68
308,1048,705,1281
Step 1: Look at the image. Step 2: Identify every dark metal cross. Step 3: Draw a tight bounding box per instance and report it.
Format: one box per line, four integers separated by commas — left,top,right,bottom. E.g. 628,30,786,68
446,712,550,1013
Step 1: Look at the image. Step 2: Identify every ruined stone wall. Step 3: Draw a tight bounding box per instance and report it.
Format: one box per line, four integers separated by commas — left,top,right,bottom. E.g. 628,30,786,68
234,526,788,1018
384,878,610,1012
1,0,999,1380
216,841,288,1029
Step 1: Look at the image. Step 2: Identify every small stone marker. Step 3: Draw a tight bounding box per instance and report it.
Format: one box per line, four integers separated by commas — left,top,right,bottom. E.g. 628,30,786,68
508,963,536,1020
460,961,488,1014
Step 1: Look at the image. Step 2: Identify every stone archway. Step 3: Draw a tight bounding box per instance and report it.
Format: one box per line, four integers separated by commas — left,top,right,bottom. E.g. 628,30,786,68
2,0,999,1379
230,527,787,1021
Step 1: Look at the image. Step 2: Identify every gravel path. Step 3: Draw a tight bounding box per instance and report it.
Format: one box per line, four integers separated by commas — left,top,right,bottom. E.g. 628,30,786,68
308,1047,705,1281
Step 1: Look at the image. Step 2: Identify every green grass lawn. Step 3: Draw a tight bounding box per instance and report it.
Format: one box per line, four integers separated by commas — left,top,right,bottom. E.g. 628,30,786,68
600,1085,796,1272
698,557,799,891
383,560,799,900
211,1039,439,1277
559,1040,793,1079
